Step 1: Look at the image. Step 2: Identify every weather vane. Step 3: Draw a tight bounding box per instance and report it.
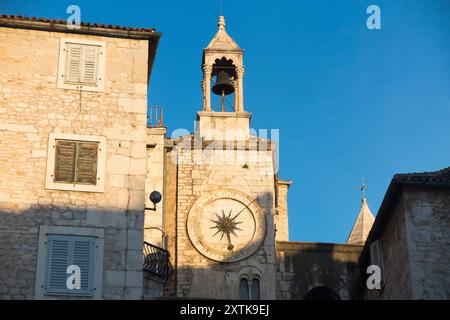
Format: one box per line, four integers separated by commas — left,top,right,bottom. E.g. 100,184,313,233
357,178,369,200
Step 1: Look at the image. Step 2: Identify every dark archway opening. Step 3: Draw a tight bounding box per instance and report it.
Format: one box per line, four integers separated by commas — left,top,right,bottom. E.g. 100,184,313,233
304,286,341,300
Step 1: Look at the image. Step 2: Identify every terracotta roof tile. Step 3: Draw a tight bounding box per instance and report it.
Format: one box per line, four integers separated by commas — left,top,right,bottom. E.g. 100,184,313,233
0,14,157,33
393,166,450,184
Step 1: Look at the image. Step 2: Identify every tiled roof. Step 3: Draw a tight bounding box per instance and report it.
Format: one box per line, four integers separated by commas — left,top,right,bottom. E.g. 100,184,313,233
0,14,157,33
393,166,450,184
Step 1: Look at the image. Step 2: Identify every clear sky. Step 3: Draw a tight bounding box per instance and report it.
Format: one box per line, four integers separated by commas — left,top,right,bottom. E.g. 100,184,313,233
2,0,449,243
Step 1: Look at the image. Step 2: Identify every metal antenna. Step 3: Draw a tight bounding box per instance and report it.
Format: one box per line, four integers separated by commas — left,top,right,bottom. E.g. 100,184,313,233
220,0,223,16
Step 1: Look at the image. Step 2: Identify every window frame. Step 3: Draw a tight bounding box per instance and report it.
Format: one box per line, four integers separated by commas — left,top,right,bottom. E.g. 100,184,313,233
34,225,104,300
45,133,106,192
57,38,106,92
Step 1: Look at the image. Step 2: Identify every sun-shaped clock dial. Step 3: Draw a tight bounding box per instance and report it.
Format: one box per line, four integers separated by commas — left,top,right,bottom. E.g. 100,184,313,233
187,190,266,262
210,209,243,251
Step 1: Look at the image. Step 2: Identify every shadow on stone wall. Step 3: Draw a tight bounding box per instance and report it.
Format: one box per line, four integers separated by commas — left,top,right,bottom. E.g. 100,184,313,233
276,241,364,300
0,205,144,300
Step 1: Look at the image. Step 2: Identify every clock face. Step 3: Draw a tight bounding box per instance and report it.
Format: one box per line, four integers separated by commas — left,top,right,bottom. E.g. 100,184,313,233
187,190,266,263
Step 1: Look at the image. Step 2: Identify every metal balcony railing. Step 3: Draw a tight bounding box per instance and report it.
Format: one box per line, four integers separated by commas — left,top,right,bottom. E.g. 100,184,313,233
143,241,171,284
147,106,163,127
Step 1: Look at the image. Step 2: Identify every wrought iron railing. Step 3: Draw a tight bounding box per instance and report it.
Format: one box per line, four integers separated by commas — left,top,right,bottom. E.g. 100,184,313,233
143,241,171,283
147,106,163,127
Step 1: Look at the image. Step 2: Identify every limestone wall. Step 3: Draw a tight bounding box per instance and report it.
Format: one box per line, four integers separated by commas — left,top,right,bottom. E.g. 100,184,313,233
363,186,450,300
275,180,291,241
365,192,413,300
404,187,450,299
0,27,150,299
173,137,277,299
144,127,166,247
276,241,362,300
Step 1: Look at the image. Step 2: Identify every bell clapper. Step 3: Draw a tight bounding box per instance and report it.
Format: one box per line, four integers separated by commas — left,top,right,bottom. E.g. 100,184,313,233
221,90,225,112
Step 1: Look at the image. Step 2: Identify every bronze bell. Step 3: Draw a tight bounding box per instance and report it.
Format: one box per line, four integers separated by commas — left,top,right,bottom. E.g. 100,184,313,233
212,71,234,96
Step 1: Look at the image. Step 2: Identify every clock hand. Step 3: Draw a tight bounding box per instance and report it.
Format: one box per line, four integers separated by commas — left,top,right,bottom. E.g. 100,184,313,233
233,197,258,220
226,233,234,251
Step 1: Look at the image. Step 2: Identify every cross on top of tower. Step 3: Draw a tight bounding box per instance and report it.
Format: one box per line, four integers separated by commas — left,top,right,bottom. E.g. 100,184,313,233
357,178,369,202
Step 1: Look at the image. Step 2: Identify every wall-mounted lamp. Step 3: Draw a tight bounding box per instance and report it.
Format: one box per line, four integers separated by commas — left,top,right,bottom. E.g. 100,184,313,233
145,191,162,211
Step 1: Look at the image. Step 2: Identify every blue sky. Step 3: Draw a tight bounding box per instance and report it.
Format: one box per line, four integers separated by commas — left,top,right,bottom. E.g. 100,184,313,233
2,0,449,243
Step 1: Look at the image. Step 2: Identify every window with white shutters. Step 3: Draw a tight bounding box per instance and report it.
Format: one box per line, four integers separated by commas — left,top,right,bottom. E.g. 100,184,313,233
57,38,106,92
64,43,100,85
44,235,96,296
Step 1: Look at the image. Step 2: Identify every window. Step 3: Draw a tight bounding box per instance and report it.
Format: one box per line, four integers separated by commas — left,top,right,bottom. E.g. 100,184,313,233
46,133,106,192
239,276,260,300
45,235,96,296
57,38,106,92
34,226,104,299
239,278,249,300
54,140,98,184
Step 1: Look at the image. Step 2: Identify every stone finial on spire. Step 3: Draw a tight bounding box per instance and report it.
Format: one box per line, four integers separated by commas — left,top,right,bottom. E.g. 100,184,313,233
218,16,226,30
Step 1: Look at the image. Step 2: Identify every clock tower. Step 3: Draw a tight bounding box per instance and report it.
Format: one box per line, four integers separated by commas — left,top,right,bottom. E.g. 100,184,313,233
169,16,285,299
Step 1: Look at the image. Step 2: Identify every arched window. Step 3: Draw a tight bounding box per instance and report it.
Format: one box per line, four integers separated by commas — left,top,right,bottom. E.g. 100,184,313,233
239,278,249,300
239,276,260,300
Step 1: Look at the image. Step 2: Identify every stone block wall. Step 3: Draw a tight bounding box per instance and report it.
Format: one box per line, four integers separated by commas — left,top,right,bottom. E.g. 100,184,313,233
365,192,413,300
275,180,290,241
404,187,450,299
363,186,450,300
276,241,362,300
0,26,150,299
144,127,167,248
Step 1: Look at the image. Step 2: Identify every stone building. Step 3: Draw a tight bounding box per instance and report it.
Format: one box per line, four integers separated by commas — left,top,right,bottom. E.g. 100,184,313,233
0,14,448,300
359,167,450,300
0,15,160,299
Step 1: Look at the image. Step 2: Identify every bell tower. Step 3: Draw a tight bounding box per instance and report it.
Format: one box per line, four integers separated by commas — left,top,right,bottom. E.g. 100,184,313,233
197,16,251,141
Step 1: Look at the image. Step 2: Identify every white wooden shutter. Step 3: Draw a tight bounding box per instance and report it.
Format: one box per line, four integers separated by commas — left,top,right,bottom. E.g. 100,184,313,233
65,43,82,83
81,45,99,85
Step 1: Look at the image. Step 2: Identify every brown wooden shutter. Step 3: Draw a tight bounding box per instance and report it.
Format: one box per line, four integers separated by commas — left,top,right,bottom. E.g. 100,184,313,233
54,140,77,183
65,43,82,83
75,142,98,185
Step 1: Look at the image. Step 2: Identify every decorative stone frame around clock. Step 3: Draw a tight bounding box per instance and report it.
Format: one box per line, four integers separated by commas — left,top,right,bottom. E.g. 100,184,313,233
186,189,266,263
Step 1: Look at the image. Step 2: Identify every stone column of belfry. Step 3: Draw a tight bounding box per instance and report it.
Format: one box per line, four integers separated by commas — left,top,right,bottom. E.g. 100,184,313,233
201,79,206,110
236,66,244,112
232,77,239,112
203,64,212,111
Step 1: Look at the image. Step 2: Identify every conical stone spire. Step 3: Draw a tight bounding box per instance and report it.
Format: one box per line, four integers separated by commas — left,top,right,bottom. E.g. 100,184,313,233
347,180,375,245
